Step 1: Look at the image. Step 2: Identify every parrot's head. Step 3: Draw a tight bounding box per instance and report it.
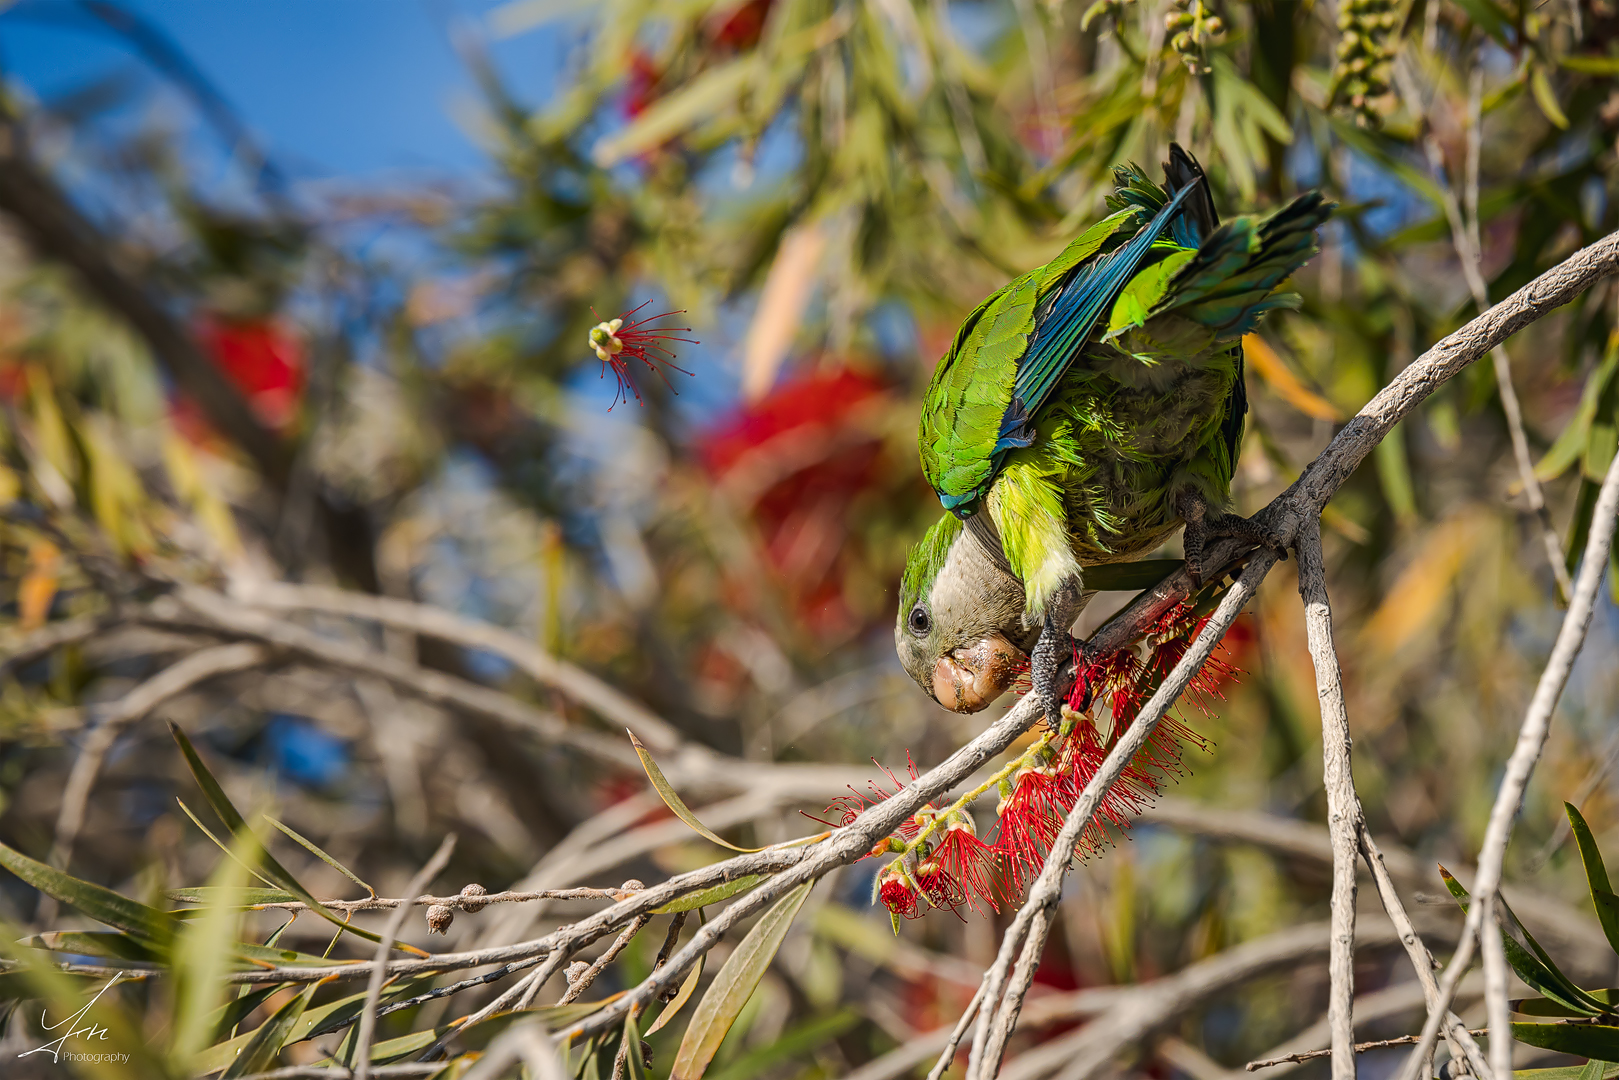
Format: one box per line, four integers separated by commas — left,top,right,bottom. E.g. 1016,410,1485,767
896,513,1035,713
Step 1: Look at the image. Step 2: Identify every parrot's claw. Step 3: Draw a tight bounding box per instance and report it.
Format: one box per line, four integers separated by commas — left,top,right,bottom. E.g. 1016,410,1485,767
1177,491,1286,587
1030,612,1075,729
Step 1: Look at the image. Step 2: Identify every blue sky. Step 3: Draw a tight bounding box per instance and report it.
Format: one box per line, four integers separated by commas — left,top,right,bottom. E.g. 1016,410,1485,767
0,0,570,180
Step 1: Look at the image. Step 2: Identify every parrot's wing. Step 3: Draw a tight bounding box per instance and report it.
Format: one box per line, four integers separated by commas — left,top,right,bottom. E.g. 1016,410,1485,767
919,206,1142,508
984,180,1203,491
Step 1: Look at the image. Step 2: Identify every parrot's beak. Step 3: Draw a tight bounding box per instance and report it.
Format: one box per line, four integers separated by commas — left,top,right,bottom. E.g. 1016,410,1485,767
931,633,1024,713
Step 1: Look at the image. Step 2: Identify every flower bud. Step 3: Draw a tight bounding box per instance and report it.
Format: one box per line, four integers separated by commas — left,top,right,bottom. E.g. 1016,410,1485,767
426,904,454,934
459,883,488,913
566,960,592,987
620,878,646,891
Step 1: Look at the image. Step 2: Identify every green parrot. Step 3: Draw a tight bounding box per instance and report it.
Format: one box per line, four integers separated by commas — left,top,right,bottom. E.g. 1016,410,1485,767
896,145,1331,722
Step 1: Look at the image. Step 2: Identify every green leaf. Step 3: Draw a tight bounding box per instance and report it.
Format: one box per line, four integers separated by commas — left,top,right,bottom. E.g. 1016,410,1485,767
205,986,281,1041
194,979,434,1073
593,56,761,166
1578,1057,1609,1080
1536,345,1617,482
22,931,167,963
1518,989,1619,1017
628,732,761,852
172,827,255,1068
1082,560,1184,592
1568,804,1619,954
646,952,706,1036
1438,868,1605,1015
705,1009,861,1080
1530,67,1571,130
221,982,318,1078
266,818,375,898
166,887,301,907
1561,56,1619,75
623,1011,648,1080
0,841,174,950
656,876,767,914
1449,0,1513,46
671,880,814,1079
1516,1063,1619,1080
170,724,418,955
1513,1024,1619,1059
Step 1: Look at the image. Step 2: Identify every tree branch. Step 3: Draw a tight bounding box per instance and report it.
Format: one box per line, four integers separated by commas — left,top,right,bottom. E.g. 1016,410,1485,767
1393,444,1619,1080
1295,519,1361,1080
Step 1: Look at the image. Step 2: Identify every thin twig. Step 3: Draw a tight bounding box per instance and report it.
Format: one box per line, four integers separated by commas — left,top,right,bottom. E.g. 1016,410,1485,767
352,834,456,1080
553,915,651,1008
49,643,270,870
997,920,1406,1080
1359,827,1492,1079
1248,1026,1491,1071
1295,520,1361,1080
1396,56,1572,599
1244,972,1485,1078
1394,447,1619,1080
167,885,645,913
227,579,689,756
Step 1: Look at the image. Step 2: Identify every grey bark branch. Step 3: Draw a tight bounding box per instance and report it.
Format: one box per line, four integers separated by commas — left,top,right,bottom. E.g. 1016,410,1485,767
1394,442,1619,1080
967,552,1282,1080
1295,520,1361,1080
353,834,456,1080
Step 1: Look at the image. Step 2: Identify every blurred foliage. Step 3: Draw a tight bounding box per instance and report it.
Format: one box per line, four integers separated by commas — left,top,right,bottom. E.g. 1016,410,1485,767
0,0,1617,1077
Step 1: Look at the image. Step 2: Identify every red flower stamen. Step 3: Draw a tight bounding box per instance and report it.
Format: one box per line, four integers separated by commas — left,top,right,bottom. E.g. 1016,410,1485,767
588,300,698,410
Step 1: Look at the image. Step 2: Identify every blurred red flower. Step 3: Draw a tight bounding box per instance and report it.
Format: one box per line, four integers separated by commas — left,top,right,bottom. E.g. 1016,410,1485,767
699,366,892,636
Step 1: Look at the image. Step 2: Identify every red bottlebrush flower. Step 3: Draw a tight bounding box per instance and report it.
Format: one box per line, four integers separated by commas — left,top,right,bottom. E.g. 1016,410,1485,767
698,367,892,637
878,870,920,921
624,49,661,118
193,314,306,430
928,818,1001,915
811,754,924,841
993,764,1075,897
587,301,697,410
707,0,772,49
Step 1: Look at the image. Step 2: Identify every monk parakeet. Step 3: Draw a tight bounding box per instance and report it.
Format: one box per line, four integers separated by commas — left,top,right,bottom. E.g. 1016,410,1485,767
896,146,1331,722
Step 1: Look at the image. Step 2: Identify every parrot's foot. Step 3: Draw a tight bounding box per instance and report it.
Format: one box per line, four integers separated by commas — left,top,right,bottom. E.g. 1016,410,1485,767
1176,491,1287,586
1030,614,1077,728
1030,580,1087,728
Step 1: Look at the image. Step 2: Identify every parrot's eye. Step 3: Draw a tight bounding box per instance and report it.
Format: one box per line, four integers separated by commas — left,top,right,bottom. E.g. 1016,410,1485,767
907,606,931,635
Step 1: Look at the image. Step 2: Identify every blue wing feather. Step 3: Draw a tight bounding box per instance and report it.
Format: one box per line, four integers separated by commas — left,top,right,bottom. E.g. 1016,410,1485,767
992,181,1200,459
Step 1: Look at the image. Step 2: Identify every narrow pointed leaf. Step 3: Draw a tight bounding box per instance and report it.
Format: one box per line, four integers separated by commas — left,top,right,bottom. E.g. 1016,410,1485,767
629,731,761,852
166,887,300,908
170,724,420,954
646,952,706,1035
205,986,281,1041
1439,868,1604,1014
1515,1064,1619,1080
1567,804,1619,954
671,880,814,1079
222,982,319,1078
656,876,766,914
1513,1024,1619,1060
266,818,375,897
23,930,166,963
0,841,174,949
624,1011,648,1080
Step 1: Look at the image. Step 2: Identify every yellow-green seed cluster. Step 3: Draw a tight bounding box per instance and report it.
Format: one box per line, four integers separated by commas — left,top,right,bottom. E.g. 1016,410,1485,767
1332,0,1399,127
1166,0,1224,75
